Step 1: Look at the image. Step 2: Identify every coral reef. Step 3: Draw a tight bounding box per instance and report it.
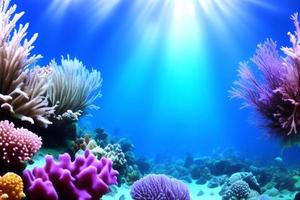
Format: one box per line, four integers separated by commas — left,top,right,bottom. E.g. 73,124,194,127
148,149,300,199
104,144,127,169
0,0,54,127
223,180,251,200
94,128,109,147
22,150,118,200
0,172,25,200
47,56,102,122
69,130,143,185
130,174,191,200
0,120,42,168
68,134,92,158
220,172,261,200
230,13,300,144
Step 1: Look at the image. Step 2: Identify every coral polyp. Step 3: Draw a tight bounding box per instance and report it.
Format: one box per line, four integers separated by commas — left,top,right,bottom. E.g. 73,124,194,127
0,120,42,166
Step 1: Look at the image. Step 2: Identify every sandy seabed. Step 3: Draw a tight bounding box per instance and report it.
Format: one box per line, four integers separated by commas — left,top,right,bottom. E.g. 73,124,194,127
27,150,297,200
103,181,297,200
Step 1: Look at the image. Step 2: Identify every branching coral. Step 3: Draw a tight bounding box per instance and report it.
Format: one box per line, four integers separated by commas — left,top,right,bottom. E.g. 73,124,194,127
104,144,127,168
230,13,300,144
0,172,25,200
47,56,102,121
0,0,55,127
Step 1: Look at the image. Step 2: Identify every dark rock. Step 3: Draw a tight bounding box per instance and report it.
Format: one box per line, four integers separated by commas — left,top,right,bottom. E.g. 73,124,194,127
207,177,219,188
94,128,108,147
196,177,207,185
191,166,202,179
194,158,206,166
294,192,300,200
243,172,261,193
184,153,194,168
118,138,134,153
211,159,246,176
197,190,204,196
119,195,126,200
136,157,152,175
275,175,296,191
255,169,273,187
181,176,192,183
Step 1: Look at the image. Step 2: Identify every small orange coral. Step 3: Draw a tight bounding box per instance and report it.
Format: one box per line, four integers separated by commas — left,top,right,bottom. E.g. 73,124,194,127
0,173,25,200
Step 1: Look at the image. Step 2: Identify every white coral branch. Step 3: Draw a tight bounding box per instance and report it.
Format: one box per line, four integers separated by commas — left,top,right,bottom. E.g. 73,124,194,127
0,0,54,127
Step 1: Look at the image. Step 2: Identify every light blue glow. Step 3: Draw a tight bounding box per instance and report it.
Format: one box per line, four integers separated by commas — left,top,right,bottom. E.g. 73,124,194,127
15,0,299,159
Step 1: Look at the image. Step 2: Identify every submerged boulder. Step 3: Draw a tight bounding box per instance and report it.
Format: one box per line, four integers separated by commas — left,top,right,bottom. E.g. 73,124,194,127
220,172,261,200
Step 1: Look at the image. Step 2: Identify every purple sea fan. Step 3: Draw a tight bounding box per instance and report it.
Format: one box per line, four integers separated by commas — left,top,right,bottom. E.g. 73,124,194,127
130,174,191,200
230,13,300,145
23,150,119,200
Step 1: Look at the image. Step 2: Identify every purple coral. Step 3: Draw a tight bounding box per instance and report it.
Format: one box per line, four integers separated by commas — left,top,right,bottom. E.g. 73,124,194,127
230,13,300,144
22,150,118,200
130,174,191,200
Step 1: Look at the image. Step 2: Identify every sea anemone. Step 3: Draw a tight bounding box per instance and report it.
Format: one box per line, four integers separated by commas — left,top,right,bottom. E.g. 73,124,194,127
230,13,300,145
47,56,102,121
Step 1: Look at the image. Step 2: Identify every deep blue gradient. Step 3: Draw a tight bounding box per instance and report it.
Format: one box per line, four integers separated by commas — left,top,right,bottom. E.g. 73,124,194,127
12,0,300,163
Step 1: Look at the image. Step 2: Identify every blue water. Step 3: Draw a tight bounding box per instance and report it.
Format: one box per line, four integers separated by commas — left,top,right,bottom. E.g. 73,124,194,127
13,0,300,163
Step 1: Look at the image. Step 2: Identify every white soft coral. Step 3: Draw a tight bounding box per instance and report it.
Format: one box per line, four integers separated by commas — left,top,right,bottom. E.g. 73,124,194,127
0,0,55,127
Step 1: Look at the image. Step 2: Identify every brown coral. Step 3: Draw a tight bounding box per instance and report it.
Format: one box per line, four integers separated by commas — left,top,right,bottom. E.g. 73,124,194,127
0,172,25,200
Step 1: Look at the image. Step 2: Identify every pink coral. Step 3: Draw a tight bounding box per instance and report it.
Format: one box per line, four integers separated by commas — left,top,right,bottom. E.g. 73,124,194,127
0,120,42,165
230,13,300,145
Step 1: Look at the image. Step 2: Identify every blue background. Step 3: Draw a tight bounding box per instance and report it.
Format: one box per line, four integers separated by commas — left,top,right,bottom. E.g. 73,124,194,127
11,0,300,163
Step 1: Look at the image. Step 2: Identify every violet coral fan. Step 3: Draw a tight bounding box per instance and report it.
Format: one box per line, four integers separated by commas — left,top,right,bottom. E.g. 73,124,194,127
0,0,55,127
230,13,300,145
0,120,42,165
0,172,25,200
23,150,118,200
130,174,191,200
47,56,102,121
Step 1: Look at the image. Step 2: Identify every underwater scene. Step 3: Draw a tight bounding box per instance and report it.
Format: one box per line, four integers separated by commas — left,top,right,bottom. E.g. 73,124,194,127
2,0,300,199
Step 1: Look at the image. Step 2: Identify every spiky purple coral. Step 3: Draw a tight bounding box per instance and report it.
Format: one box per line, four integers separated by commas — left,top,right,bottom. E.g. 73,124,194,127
130,174,191,200
230,13,300,144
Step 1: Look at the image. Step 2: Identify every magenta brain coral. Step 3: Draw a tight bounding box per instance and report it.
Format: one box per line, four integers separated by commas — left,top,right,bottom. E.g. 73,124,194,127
0,120,42,165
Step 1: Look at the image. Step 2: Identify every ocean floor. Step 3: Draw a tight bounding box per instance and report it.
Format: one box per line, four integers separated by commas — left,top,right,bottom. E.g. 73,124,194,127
103,181,297,200
103,181,222,200
26,149,298,200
